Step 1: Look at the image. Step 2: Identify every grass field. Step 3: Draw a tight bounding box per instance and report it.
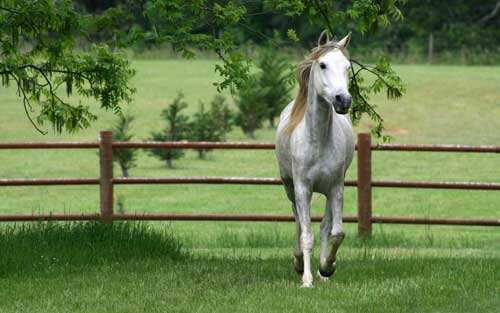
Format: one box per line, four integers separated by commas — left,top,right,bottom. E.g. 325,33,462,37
0,60,499,312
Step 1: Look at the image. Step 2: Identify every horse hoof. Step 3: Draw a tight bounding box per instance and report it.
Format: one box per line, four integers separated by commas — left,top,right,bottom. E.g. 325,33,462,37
293,256,304,275
300,282,313,288
317,270,329,282
318,261,337,278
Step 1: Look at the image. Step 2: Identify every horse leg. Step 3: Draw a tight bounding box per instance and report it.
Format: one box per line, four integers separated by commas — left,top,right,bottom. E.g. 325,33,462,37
294,183,313,288
291,203,304,274
318,183,345,278
318,198,333,281
283,181,303,274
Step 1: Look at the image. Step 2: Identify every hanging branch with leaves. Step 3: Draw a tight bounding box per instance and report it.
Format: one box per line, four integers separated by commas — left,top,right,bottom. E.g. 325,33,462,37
2,0,405,138
0,1,135,134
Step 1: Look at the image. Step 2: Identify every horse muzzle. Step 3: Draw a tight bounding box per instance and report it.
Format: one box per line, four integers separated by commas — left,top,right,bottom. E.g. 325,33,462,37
332,93,352,115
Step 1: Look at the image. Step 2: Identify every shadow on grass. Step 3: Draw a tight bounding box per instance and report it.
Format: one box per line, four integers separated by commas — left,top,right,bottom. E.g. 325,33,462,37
0,221,185,277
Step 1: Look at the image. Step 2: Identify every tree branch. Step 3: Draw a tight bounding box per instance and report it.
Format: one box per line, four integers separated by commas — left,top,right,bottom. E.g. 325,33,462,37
349,62,383,122
312,0,334,36
350,59,392,88
10,74,47,134
0,5,20,14
1,63,99,133
478,1,500,25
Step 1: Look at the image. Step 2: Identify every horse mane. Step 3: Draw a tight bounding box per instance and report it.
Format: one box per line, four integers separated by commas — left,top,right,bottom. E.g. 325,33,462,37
284,41,346,135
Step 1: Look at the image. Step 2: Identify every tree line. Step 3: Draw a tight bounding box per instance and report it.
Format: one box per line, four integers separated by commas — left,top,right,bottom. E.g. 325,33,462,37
74,0,500,63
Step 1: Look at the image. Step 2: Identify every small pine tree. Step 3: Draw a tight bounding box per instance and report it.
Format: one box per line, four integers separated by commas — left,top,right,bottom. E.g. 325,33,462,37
209,94,233,141
112,114,137,177
190,95,233,158
258,48,294,127
190,102,213,159
148,92,190,168
234,76,268,138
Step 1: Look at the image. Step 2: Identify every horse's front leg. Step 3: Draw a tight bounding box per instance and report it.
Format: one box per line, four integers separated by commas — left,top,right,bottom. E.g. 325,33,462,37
291,203,304,275
283,182,303,275
319,182,345,279
294,183,313,288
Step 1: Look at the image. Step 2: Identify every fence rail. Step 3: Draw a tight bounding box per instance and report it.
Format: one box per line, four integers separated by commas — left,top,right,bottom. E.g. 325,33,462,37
2,177,500,190
1,131,499,236
1,141,500,153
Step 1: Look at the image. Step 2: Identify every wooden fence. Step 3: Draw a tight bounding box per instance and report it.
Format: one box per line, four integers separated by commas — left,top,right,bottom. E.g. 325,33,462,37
1,131,499,237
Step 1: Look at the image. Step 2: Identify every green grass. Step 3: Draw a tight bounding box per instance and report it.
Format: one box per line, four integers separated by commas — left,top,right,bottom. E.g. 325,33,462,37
0,222,498,313
0,60,499,312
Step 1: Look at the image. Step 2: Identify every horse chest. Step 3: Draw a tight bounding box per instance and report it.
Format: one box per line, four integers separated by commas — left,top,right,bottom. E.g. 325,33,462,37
306,148,344,191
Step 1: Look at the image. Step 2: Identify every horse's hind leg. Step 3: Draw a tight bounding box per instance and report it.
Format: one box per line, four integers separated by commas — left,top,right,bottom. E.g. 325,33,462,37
319,183,345,279
283,181,303,275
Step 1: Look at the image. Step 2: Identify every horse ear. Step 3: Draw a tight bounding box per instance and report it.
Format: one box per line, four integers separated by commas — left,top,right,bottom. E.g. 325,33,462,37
338,32,352,50
317,30,330,46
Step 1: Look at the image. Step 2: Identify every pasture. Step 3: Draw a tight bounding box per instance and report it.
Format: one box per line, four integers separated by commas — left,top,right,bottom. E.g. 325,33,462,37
0,60,499,312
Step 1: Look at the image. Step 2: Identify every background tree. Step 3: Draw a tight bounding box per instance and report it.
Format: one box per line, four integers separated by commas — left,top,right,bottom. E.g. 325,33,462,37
0,1,135,134
148,92,190,168
190,103,213,159
111,114,137,177
189,95,233,158
73,0,500,62
208,94,233,141
234,77,268,139
257,46,294,128
402,0,500,64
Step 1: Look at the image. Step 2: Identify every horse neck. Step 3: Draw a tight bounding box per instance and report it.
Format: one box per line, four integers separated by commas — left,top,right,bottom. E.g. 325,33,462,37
304,79,333,146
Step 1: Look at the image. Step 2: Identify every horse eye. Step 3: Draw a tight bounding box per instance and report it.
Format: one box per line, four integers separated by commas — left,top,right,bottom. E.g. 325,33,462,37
319,62,327,69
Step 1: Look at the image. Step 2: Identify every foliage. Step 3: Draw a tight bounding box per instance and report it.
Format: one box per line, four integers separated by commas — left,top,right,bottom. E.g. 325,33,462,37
5,0,499,135
0,0,135,134
234,76,268,138
234,43,294,134
0,0,409,139
349,57,405,140
189,95,233,159
257,46,295,127
148,92,190,168
189,103,212,159
111,114,137,177
208,94,233,141
81,0,406,139
74,0,500,57
402,0,500,52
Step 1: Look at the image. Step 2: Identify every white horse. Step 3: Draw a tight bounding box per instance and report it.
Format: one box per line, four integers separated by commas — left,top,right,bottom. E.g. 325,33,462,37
275,31,354,288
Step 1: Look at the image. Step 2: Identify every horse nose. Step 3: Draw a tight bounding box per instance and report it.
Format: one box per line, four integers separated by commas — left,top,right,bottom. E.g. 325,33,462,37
335,94,352,108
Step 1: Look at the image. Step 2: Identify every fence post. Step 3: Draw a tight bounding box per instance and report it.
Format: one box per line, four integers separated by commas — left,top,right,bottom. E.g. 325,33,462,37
99,131,113,224
357,133,372,237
